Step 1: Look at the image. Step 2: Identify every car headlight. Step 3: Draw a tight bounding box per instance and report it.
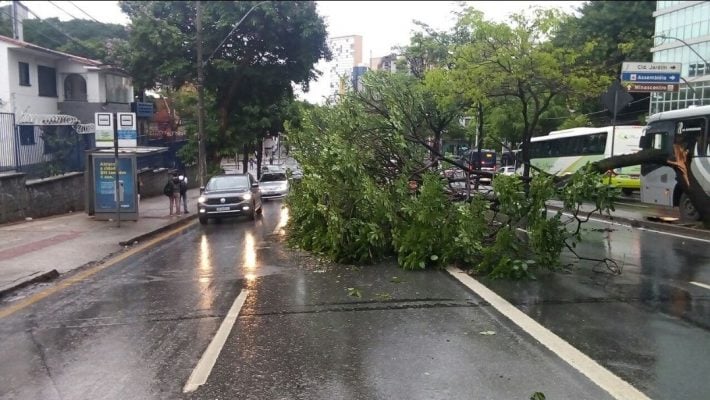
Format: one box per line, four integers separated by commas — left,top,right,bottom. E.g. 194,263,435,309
243,192,252,200
198,196,207,203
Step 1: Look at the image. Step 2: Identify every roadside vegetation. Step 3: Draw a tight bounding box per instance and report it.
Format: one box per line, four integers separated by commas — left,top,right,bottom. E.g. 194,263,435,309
286,2,659,278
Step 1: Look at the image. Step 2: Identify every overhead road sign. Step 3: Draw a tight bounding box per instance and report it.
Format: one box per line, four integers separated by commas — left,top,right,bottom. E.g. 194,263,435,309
625,83,679,93
620,72,680,83
621,62,681,73
621,62,682,93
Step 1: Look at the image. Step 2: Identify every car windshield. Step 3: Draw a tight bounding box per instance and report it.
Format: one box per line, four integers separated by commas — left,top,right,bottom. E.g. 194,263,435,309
205,176,249,191
260,173,287,182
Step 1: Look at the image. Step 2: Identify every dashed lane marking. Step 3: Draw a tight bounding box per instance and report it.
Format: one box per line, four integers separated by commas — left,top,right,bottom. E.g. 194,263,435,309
446,267,651,400
690,281,710,290
183,289,250,393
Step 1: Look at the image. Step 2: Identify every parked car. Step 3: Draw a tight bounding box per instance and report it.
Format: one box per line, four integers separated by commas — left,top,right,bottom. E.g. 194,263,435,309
496,166,517,176
197,174,262,224
259,172,289,199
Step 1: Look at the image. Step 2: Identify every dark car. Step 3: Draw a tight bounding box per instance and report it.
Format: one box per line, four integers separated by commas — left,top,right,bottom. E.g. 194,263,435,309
197,174,262,224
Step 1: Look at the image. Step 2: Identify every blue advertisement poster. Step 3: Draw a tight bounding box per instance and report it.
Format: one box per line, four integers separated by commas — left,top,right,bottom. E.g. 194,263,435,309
93,157,136,212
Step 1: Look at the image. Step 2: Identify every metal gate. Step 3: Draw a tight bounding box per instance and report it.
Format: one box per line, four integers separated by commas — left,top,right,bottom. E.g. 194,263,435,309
0,112,16,173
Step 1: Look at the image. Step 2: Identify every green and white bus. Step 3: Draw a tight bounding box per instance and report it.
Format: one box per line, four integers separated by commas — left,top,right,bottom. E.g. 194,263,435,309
524,125,644,193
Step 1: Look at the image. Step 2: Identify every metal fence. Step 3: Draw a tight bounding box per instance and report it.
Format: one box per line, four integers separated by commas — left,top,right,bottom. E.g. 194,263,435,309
1,114,188,177
0,113,16,173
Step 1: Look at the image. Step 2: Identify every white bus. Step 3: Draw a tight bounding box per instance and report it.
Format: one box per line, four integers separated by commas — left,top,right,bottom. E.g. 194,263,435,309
525,125,644,194
640,105,710,220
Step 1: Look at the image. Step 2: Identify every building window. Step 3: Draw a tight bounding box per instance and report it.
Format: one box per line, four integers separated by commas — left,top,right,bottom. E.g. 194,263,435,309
64,74,87,101
19,125,35,145
105,74,132,103
37,65,57,97
18,62,30,86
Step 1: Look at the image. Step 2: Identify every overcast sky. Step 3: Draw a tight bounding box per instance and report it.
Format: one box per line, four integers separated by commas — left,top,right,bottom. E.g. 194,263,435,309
6,1,585,102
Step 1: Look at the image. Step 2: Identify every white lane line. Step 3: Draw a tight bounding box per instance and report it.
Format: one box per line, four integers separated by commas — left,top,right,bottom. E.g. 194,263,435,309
550,210,710,244
183,289,250,393
446,267,651,400
690,281,710,290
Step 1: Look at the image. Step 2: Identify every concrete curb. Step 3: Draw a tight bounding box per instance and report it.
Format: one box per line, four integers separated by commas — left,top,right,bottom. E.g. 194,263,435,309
118,214,198,246
0,269,59,299
0,215,198,299
547,205,710,240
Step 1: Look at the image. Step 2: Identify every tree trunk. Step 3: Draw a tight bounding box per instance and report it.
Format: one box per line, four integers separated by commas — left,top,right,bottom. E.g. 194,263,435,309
256,137,263,180
242,143,249,174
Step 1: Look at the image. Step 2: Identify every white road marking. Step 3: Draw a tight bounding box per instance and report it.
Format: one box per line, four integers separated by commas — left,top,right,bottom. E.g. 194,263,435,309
550,210,710,244
446,267,651,400
183,289,250,393
690,281,710,290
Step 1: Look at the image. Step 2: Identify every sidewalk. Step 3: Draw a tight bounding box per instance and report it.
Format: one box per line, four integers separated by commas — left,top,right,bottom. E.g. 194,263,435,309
0,188,201,296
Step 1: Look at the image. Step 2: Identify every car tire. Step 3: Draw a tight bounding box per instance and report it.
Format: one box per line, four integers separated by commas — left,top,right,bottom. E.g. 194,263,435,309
622,188,634,196
199,217,208,225
679,192,701,221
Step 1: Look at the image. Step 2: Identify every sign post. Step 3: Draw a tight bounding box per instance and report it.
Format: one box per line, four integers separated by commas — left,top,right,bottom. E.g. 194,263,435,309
620,62,682,93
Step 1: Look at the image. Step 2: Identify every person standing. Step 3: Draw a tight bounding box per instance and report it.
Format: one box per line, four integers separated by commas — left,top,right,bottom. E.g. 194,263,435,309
164,172,181,216
178,173,189,214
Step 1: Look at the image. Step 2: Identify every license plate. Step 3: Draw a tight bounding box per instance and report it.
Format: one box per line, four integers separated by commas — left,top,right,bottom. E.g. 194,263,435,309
216,206,230,211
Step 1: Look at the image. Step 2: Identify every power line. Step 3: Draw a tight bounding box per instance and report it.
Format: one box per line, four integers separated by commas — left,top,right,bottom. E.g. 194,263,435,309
0,7,66,48
21,3,95,54
541,96,651,121
66,0,103,24
47,0,79,21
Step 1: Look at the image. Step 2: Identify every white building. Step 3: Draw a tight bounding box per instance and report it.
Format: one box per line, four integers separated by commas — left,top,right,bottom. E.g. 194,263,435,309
325,35,362,100
650,1,710,113
0,35,133,172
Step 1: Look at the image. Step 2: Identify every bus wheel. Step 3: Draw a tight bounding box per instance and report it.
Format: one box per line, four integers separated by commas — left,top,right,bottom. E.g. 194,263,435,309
679,193,701,222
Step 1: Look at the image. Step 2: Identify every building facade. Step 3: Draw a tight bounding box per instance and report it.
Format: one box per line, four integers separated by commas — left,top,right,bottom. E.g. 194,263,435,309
326,35,362,99
650,1,710,113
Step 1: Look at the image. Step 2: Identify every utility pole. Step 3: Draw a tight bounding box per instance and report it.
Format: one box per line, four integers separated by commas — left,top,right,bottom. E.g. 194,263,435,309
196,1,207,187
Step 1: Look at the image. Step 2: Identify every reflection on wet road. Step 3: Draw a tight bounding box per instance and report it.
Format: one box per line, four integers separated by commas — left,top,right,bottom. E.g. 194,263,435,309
484,216,710,400
0,197,707,400
0,200,289,400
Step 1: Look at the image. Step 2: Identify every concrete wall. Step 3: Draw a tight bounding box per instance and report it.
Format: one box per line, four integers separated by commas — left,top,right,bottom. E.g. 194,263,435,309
0,172,28,223
26,172,85,218
0,165,197,224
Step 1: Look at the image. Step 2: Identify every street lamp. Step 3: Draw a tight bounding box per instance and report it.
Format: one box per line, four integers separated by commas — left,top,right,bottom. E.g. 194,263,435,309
654,34,709,104
195,1,270,187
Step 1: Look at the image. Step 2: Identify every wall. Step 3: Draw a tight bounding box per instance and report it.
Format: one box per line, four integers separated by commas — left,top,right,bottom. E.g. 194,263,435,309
0,166,197,224
6,47,61,116
26,172,84,218
0,172,28,223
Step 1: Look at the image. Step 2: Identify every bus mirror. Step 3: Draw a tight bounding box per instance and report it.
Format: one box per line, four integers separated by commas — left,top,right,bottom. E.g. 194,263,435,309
639,136,651,149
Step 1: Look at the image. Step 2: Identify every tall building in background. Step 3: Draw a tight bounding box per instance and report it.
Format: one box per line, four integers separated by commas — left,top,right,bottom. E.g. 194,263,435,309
326,35,362,100
650,1,710,113
370,53,399,73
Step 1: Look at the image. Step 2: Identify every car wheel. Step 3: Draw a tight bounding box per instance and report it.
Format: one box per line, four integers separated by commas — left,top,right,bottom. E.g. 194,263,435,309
622,188,634,196
679,192,701,221
199,217,208,225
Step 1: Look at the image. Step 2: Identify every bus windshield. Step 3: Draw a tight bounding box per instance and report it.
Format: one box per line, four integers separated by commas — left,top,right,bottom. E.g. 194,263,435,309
642,121,675,152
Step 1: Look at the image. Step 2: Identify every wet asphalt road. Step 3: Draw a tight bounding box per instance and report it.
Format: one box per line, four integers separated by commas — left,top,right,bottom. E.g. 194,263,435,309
0,200,708,399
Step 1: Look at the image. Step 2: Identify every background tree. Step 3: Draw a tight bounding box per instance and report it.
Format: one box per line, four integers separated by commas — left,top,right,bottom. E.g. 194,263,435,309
553,1,656,126
452,7,609,178
117,1,330,168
